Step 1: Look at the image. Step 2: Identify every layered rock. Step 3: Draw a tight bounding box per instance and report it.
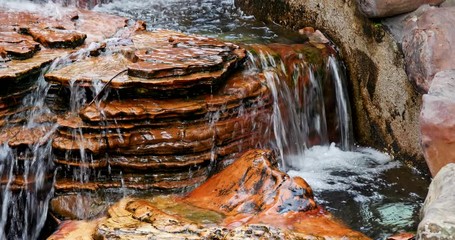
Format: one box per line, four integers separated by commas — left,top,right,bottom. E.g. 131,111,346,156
45,29,246,96
44,28,273,204
49,150,369,240
356,0,444,18
402,6,455,93
0,7,127,189
417,163,455,239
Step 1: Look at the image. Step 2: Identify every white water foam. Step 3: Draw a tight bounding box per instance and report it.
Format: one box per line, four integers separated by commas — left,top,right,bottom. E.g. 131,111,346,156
287,143,400,193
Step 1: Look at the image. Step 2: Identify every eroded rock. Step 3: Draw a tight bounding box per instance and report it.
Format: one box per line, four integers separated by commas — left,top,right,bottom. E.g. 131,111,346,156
45,29,246,95
417,163,455,239
51,71,272,195
49,149,369,240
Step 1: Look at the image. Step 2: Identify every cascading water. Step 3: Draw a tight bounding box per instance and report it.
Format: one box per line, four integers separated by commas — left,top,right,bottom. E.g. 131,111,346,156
0,1,430,239
0,68,58,239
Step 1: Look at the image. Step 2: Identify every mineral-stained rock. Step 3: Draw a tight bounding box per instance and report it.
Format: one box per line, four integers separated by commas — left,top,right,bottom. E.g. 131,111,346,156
402,6,455,93
21,27,87,49
0,49,68,97
48,218,105,240
45,29,246,96
51,72,272,194
49,149,369,239
0,32,40,60
420,70,455,176
0,7,127,47
356,0,444,18
417,163,455,239
184,149,317,220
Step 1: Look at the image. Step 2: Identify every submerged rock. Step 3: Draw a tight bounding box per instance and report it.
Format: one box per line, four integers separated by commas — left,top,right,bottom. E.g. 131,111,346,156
417,163,455,239
49,150,369,240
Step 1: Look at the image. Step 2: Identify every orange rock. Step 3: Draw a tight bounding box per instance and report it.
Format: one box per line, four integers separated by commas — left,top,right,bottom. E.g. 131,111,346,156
386,232,415,240
184,149,369,239
48,219,104,240
49,150,370,239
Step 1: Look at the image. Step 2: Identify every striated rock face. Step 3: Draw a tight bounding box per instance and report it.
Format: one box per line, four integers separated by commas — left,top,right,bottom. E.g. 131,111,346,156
0,7,127,189
44,27,274,204
417,163,455,239
356,0,444,18
45,29,246,96
49,150,369,240
402,6,455,93
420,70,455,176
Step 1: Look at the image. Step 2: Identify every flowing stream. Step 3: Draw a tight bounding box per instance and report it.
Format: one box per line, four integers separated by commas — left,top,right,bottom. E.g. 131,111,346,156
0,0,429,239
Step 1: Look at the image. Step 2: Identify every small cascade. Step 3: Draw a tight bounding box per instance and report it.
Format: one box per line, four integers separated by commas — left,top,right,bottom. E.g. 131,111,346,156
0,1,386,239
0,68,58,239
244,44,353,170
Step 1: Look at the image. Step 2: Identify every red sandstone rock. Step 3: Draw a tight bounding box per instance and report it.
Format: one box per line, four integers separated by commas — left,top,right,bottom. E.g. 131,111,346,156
0,32,40,60
356,0,444,18
49,150,369,239
45,29,246,95
21,27,86,49
420,69,455,176
403,6,455,93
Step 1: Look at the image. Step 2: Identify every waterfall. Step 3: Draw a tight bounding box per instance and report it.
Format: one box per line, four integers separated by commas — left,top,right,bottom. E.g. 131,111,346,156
245,47,353,170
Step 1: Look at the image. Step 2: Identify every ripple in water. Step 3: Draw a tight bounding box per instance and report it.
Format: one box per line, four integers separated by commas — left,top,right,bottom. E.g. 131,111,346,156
288,143,429,239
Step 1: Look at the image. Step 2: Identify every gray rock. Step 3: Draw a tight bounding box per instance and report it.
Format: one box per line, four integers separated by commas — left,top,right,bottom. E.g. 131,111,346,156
356,0,444,18
417,163,455,239
441,0,455,7
402,6,455,92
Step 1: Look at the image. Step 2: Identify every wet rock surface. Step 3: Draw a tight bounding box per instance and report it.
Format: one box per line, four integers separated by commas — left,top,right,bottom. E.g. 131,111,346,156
235,0,425,170
0,4,367,238
0,7,127,190
417,163,455,239
47,30,268,195
49,150,369,240
45,29,246,95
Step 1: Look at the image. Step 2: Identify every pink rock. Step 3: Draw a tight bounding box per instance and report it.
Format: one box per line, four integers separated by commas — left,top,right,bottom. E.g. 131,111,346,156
420,70,455,176
402,6,455,93
356,0,444,18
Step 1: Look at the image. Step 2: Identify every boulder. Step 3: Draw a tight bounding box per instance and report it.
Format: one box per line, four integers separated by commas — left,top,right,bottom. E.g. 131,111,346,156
402,6,455,93
417,163,455,239
49,149,369,239
420,69,455,176
356,0,444,18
